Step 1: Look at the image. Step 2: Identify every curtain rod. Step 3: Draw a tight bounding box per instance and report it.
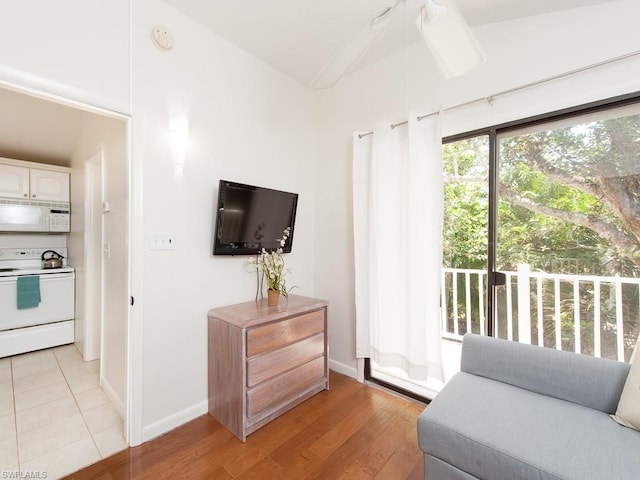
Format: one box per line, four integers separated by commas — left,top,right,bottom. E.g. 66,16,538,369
357,49,640,139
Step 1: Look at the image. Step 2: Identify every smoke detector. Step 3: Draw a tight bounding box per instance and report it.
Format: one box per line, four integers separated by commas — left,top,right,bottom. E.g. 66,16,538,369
151,25,174,51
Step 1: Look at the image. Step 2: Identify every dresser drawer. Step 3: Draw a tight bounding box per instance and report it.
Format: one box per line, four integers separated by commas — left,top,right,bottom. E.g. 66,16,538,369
247,333,324,387
247,356,325,417
247,309,324,357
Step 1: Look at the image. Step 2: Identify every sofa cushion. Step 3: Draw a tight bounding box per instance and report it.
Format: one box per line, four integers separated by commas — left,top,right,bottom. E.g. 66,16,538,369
460,333,630,413
612,339,640,431
418,372,640,480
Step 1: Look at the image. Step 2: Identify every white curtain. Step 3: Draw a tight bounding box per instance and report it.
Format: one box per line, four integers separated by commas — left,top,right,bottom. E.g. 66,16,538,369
353,113,444,383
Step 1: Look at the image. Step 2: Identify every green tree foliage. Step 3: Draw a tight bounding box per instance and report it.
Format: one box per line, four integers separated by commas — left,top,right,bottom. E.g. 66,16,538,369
498,114,640,276
444,114,640,274
442,136,489,269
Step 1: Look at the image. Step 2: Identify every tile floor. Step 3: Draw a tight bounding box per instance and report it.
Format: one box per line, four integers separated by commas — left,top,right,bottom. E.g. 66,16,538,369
0,344,128,479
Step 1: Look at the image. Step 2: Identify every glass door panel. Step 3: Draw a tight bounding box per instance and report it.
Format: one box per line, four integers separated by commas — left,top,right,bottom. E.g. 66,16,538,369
495,105,640,361
440,135,489,379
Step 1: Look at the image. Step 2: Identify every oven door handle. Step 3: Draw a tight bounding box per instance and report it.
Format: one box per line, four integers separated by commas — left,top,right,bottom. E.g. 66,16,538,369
16,273,75,280
0,272,75,282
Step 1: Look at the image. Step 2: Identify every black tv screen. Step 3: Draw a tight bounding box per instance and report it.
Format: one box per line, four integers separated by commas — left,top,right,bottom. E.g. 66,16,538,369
213,180,298,255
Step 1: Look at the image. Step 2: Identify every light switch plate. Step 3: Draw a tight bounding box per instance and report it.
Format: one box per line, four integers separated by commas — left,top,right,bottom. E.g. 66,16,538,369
150,232,176,250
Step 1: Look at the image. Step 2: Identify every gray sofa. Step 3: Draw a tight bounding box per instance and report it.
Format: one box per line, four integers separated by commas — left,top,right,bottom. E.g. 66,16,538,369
417,333,640,480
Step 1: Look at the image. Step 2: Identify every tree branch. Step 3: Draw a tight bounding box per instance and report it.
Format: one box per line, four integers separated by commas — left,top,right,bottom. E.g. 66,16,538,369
499,183,640,252
529,157,605,199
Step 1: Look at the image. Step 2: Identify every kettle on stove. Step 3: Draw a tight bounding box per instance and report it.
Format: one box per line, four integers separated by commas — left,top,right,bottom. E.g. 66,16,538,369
41,250,64,269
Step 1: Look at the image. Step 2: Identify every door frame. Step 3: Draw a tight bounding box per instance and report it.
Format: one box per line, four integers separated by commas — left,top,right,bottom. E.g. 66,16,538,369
0,77,142,445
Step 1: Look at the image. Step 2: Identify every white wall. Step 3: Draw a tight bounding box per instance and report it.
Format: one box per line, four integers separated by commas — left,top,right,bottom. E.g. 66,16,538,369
0,0,130,113
132,0,318,439
314,0,640,375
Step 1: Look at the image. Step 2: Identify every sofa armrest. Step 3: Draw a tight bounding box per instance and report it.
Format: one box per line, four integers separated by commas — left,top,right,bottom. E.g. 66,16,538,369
460,333,630,413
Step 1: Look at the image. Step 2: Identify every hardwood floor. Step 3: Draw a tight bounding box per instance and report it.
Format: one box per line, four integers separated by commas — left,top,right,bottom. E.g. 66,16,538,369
64,371,427,480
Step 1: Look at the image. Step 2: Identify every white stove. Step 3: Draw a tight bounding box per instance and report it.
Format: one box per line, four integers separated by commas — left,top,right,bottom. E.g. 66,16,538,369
0,247,74,276
0,246,75,358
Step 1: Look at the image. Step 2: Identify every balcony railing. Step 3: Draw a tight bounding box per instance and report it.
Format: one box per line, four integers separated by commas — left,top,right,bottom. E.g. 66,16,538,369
441,264,640,362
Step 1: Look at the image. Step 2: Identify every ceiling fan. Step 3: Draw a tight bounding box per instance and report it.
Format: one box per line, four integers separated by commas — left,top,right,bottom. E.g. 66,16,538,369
311,0,485,90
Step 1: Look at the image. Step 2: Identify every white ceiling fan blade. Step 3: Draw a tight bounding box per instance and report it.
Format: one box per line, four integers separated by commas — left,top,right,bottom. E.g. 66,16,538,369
417,0,485,78
312,2,400,90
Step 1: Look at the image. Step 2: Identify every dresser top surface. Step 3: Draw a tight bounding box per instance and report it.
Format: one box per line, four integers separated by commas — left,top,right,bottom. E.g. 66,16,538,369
208,294,328,328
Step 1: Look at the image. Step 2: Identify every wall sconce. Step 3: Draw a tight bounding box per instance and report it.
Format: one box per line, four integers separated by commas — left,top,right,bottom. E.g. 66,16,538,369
169,114,189,173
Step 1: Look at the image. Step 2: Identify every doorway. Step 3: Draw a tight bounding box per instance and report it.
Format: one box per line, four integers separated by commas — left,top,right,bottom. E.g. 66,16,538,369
0,83,134,448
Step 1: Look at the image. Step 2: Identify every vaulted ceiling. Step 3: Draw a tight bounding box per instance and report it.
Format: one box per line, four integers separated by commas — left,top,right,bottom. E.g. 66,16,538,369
162,0,618,88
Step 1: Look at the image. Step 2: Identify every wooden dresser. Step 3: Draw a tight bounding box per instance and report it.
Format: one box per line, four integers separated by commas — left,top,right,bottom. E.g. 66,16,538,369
207,294,329,441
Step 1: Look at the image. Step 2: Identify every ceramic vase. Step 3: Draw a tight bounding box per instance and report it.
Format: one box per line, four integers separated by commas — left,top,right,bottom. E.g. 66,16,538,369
267,289,280,306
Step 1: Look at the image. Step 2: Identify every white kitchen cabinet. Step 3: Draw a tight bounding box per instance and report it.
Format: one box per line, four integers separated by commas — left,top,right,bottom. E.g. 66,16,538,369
0,160,70,202
29,168,70,202
0,164,29,199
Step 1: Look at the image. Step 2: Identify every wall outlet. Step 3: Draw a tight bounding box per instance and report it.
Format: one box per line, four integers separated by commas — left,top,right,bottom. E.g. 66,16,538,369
150,232,176,250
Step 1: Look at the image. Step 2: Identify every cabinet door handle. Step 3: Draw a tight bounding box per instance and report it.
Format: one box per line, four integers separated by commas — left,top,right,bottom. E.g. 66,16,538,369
23,193,28,197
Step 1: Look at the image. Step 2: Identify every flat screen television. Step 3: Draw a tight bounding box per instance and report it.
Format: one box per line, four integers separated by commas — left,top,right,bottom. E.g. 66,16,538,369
213,180,298,255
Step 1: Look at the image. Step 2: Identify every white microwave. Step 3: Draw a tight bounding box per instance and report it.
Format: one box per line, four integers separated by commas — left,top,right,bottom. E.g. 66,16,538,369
0,200,70,233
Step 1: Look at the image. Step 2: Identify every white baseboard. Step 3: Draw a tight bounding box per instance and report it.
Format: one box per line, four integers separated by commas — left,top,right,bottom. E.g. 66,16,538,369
328,358,358,380
139,360,357,443
142,400,209,442
100,376,125,420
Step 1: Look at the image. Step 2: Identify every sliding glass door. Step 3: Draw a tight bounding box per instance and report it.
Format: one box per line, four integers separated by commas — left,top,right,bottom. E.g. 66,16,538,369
495,104,640,361
369,95,640,401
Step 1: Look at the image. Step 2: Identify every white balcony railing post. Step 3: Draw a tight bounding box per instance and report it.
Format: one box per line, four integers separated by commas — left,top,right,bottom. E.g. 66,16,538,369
478,273,485,336
441,270,447,333
615,275,624,362
573,279,581,354
536,276,544,347
593,280,601,358
517,263,532,345
554,277,562,350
